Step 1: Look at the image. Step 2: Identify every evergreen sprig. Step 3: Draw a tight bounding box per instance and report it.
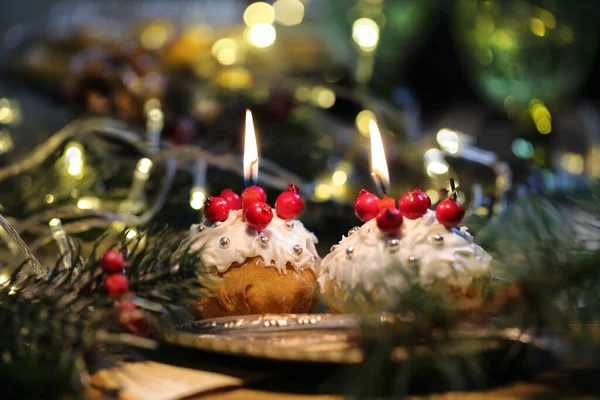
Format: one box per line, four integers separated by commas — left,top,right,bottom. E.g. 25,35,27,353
0,228,210,399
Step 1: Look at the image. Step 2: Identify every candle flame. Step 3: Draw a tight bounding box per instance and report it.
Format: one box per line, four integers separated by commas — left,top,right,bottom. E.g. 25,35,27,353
244,109,259,185
369,120,390,195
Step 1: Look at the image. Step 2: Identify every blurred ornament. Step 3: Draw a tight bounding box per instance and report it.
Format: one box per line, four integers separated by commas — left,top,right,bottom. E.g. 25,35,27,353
166,117,196,146
454,0,598,110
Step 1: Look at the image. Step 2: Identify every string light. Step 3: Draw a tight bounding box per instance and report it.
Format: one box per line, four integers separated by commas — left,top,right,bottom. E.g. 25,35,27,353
246,23,277,48
123,158,153,214
125,228,138,240
314,183,332,201
424,149,449,177
560,153,584,175
65,142,84,178
355,110,376,137
0,129,14,154
77,196,100,210
243,2,275,27
512,138,534,159
332,170,348,186
273,0,304,27
45,194,55,204
140,21,173,50
189,187,208,210
436,129,460,154
211,38,238,65
530,18,545,37
311,86,336,108
49,218,71,270
352,18,380,51
294,86,311,102
530,99,552,134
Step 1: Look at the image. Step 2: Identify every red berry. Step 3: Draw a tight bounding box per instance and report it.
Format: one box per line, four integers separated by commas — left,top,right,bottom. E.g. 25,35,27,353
118,300,138,312
378,195,396,210
118,301,152,336
101,249,125,273
204,196,231,223
354,189,380,222
399,188,431,219
241,186,267,215
275,183,304,219
244,201,274,230
376,208,403,236
105,273,129,299
219,189,242,210
435,198,465,228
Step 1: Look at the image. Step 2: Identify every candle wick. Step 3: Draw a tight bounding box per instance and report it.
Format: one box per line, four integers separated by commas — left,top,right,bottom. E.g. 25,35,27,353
371,171,388,196
245,158,259,187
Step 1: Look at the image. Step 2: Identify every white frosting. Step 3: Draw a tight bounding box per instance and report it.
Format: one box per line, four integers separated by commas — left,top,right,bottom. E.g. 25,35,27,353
318,210,491,294
182,210,320,274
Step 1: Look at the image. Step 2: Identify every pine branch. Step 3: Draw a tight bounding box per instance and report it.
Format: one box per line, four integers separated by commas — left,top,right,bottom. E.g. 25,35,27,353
0,227,211,399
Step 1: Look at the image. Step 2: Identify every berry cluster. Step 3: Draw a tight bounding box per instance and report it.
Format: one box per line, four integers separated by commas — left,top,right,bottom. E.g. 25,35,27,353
354,186,465,235
203,183,304,231
101,249,151,336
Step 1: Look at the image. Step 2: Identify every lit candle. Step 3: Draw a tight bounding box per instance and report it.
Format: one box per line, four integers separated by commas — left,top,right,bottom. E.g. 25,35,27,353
241,110,266,214
369,120,394,208
243,109,259,187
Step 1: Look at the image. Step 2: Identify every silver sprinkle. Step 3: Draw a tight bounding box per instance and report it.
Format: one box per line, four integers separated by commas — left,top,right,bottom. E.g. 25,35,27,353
345,246,354,257
258,235,270,246
367,228,374,234
219,237,230,248
293,245,303,255
285,220,295,230
330,244,339,253
387,238,400,251
348,226,360,236
196,225,205,233
433,234,444,244
213,222,222,227
408,255,418,263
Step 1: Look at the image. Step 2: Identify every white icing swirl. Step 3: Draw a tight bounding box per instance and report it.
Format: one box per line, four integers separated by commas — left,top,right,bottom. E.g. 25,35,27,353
182,210,320,274
318,210,491,294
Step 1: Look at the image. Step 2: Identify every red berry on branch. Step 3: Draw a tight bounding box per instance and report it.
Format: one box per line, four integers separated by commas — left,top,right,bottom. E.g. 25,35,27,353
244,201,274,230
118,301,152,337
204,197,231,223
376,208,403,236
435,198,465,228
399,188,431,219
105,273,129,299
275,183,304,219
378,195,396,211
219,189,242,210
241,186,267,215
354,189,380,222
101,249,125,273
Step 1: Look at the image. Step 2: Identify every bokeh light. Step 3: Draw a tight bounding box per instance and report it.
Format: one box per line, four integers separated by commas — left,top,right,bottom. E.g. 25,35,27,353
211,38,238,65
560,153,584,175
247,23,277,48
511,138,534,159
436,129,460,154
243,2,275,27
352,18,380,51
273,0,304,27
190,187,208,210
332,170,348,186
355,110,376,137
311,86,336,108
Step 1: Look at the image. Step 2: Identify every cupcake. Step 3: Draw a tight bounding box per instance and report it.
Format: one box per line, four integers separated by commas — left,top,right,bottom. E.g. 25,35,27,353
181,184,320,318
318,188,491,313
